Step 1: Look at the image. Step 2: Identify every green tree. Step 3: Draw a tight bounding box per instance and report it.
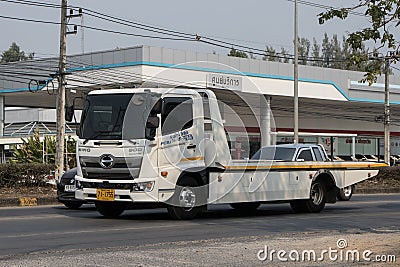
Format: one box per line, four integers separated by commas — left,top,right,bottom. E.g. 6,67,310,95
228,48,248,58
10,131,76,169
298,37,311,65
318,1,400,84
280,47,290,63
321,33,332,68
263,46,279,62
330,34,343,69
1,42,34,63
311,38,322,67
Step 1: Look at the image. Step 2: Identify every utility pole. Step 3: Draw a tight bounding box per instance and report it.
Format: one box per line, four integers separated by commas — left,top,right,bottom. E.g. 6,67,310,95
56,0,67,179
56,1,81,178
293,0,299,144
384,57,390,164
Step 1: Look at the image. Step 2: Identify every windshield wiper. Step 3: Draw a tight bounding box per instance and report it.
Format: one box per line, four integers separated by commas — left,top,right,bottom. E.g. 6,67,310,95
82,131,108,145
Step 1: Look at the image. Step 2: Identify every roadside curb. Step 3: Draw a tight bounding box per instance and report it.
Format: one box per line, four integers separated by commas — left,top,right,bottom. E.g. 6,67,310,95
0,196,59,207
355,188,400,194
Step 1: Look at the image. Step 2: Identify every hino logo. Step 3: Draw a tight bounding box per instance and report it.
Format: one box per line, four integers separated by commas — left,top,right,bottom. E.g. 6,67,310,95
99,154,115,169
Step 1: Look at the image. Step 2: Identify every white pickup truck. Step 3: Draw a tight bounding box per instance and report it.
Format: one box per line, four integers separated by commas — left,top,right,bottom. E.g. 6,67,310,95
73,88,385,219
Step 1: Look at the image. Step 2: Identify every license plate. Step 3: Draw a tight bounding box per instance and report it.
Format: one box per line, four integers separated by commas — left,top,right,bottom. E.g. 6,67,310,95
64,185,75,192
96,189,115,201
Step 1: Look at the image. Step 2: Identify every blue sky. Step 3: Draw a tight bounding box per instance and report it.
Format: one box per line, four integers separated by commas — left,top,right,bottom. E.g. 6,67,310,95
0,0,375,58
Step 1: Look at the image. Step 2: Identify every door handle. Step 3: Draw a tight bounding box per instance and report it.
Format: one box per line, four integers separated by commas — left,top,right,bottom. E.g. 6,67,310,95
187,144,197,149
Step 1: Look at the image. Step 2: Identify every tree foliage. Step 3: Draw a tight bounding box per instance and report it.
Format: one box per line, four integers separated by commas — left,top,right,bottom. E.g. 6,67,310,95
10,131,76,169
263,46,279,62
318,1,400,84
228,48,248,58
1,42,34,63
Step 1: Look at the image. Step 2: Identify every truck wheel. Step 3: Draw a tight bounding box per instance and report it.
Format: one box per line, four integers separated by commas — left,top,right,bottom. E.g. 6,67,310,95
63,201,83,209
337,185,354,201
304,182,326,213
290,200,305,213
230,202,261,213
167,176,202,220
95,201,125,218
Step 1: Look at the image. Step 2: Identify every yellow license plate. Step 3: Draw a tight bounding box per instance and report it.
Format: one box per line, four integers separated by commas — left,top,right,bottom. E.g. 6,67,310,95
96,189,115,201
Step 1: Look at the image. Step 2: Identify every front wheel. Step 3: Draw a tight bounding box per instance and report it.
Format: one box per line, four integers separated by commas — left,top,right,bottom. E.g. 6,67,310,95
337,185,355,201
167,176,202,220
230,202,261,213
63,201,83,209
95,201,126,218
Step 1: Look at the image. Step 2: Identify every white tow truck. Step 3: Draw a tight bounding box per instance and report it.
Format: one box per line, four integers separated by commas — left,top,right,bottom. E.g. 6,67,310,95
73,88,385,219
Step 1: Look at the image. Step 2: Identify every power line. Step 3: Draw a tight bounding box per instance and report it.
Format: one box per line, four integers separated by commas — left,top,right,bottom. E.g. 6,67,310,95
0,0,327,60
0,2,370,65
285,0,366,17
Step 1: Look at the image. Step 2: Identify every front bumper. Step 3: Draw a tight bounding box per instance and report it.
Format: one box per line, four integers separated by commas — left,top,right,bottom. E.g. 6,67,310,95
75,175,166,203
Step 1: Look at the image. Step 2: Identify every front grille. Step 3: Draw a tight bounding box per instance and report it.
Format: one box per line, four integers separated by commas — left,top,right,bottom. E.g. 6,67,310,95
81,181,133,190
84,162,129,168
80,155,142,180
85,172,133,179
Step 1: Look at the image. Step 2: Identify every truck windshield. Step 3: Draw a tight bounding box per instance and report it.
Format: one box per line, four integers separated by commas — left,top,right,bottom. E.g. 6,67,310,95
79,93,151,140
251,147,296,161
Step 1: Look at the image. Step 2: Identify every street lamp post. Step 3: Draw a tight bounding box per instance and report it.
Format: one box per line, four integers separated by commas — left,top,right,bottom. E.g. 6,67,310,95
384,56,390,165
294,0,299,144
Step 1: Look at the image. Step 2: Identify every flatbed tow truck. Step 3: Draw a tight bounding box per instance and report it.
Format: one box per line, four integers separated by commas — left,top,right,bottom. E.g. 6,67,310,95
72,88,385,219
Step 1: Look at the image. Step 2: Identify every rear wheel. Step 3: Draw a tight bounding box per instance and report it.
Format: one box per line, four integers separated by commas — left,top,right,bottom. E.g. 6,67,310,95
95,201,126,218
290,182,326,213
167,176,202,220
230,202,261,213
63,201,83,209
304,182,326,212
337,185,354,201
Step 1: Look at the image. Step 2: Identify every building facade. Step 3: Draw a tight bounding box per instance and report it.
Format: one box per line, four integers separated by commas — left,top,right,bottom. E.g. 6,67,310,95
1,45,400,161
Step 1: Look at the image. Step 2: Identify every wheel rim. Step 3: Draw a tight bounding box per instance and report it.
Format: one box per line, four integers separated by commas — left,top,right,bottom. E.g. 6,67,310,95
343,186,352,197
179,186,196,210
311,183,323,205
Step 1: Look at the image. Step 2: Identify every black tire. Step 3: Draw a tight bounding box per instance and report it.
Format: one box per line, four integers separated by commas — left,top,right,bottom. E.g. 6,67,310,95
304,182,326,212
63,201,83,209
95,201,125,218
167,176,202,220
337,185,355,201
230,202,261,213
290,200,305,213
290,182,326,213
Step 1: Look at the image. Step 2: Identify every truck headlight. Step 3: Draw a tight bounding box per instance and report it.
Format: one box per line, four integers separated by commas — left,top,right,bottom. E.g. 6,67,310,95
133,181,154,192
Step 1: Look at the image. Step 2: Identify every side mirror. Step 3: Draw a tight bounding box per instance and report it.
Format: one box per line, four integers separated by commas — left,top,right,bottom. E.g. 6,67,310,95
65,105,74,122
146,116,159,129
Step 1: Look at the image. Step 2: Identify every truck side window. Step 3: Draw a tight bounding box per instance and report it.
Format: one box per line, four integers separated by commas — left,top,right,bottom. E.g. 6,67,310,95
161,97,193,135
297,149,313,161
312,147,323,161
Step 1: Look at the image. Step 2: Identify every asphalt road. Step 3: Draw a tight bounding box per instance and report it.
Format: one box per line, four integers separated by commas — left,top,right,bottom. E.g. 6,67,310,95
0,194,399,265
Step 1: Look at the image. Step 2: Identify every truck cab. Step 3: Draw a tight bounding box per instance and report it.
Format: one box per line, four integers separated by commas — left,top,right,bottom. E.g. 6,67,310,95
75,88,229,218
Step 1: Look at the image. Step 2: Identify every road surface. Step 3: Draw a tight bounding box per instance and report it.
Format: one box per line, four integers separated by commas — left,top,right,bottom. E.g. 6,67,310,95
0,194,399,266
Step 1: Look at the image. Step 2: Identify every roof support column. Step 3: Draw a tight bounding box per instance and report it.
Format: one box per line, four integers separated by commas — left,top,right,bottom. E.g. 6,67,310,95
260,95,271,147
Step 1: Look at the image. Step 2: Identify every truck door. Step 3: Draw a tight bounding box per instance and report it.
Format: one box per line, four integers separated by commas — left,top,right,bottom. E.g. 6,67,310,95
158,96,204,172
